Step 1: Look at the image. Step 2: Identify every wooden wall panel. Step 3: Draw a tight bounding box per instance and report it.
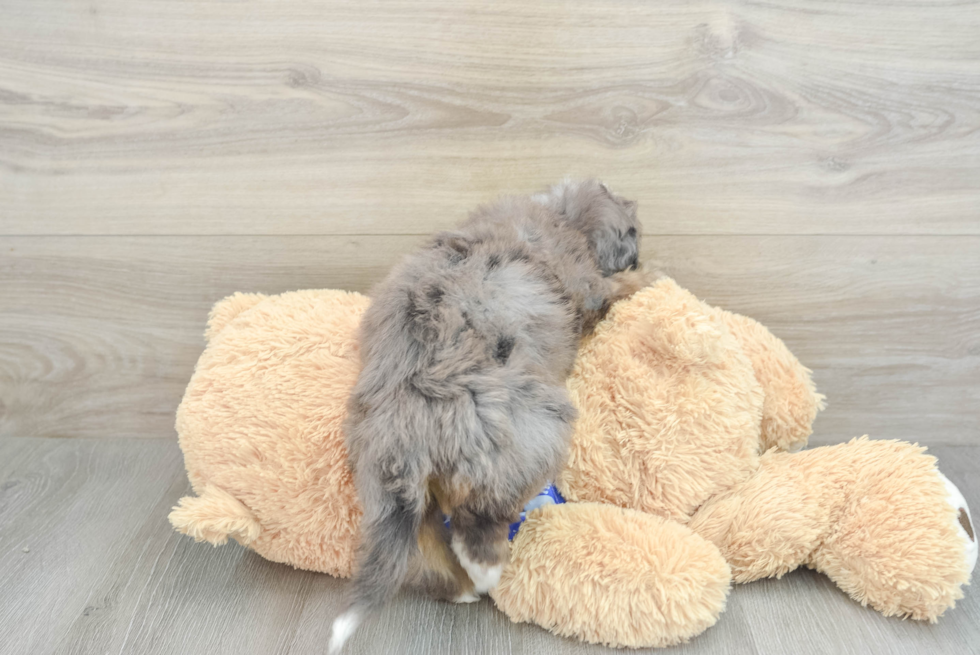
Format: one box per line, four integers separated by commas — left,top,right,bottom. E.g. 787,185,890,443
2,0,979,236
2,0,977,444
2,235,976,444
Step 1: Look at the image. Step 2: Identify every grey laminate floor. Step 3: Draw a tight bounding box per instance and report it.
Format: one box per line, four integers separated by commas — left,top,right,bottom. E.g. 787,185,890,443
0,437,976,655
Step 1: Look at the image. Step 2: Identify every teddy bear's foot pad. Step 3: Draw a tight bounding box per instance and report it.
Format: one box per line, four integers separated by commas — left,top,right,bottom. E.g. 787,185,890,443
939,472,977,578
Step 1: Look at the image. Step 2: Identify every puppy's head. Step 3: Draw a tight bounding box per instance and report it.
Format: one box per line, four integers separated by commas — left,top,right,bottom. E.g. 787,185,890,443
534,178,641,276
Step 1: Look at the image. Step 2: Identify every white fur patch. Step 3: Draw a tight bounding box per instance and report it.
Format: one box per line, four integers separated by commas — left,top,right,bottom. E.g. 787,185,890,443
453,590,480,603
328,609,362,654
451,536,503,594
531,176,583,208
938,471,977,578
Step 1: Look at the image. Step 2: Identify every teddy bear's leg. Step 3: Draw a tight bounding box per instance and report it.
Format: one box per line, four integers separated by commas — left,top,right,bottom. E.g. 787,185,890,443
808,439,974,620
491,503,731,649
689,438,974,621
687,447,829,583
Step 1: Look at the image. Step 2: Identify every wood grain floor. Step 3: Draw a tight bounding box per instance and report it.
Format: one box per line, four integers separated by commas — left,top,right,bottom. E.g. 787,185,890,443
0,438,977,655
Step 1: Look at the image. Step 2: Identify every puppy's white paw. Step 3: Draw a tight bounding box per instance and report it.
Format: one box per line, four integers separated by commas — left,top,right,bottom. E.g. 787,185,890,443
469,563,503,594
453,590,480,603
451,537,503,594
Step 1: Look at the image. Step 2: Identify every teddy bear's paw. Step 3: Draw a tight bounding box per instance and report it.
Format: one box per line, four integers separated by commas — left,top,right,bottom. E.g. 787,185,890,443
938,471,977,579
451,536,503,594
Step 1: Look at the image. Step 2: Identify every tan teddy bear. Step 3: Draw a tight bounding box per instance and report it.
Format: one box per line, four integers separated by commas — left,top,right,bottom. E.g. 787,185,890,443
170,280,975,648
491,278,976,646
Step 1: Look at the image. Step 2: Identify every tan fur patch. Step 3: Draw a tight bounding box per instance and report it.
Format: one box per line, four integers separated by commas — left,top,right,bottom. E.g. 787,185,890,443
428,477,471,516
415,498,474,600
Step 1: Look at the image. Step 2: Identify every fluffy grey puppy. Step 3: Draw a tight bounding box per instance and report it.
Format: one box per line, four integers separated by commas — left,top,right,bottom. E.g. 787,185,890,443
329,179,645,653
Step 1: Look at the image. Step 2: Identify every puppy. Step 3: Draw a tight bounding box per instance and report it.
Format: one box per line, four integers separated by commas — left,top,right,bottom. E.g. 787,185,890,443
329,179,646,652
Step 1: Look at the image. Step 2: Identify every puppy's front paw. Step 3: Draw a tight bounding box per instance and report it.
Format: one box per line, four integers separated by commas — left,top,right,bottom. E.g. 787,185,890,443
609,266,659,300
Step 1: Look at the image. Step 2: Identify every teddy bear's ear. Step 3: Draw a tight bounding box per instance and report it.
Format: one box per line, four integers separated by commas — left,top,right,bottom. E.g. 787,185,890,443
204,292,268,343
718,311,825,452
618,278,727,366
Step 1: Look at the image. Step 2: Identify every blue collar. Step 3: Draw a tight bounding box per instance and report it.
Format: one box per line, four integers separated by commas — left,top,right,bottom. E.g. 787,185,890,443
442,483,566,541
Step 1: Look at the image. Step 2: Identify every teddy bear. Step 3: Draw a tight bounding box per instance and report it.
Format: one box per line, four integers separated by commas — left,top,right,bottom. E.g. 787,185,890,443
490,278,976,646
169,279,975,649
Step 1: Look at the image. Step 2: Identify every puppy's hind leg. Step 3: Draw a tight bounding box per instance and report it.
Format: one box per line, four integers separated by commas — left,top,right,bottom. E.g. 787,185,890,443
409,498,479,604
449,501,517,595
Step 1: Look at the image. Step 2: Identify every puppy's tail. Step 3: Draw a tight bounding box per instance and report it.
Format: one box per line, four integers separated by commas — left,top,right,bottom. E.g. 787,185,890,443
329,487,424,654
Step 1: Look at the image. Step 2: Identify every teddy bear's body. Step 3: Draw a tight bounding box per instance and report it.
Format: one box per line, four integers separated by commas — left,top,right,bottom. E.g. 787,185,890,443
170,280,975,648
172,289,367,577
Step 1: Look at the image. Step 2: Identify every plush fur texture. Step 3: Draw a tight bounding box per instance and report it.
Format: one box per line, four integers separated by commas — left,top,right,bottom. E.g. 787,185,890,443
340,180,644,638
532,278,972,628
491,502,731,648
558,278,767,522
173,289,368,576
720,311,826,452
170,277,974,650
689,437,972,620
